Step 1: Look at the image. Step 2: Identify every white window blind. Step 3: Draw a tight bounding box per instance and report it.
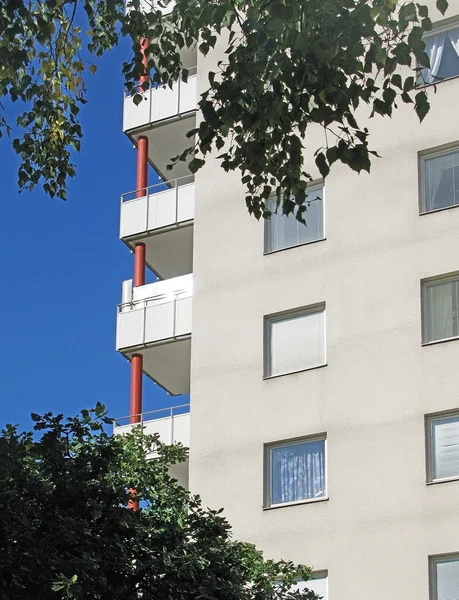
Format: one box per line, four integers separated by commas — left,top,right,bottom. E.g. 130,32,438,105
421,25,459,84
429,414,459,481
268,307,325,376
294,575,328,600
433,556,459,600
422,149,459,212
423,276,459,343
266,184,324,252
268,438,326,506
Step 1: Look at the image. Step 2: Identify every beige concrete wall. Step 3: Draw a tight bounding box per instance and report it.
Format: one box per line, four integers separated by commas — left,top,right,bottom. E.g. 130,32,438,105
190,2,459,598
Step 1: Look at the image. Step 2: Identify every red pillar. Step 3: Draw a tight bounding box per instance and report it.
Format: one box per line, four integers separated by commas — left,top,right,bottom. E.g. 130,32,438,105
133,243,146,287
130,354,143,425
139,37,149,89
136,136,149,197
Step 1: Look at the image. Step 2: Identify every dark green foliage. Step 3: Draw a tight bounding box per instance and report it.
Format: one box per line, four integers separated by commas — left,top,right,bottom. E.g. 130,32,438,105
0,404,317,600
0,0,449,215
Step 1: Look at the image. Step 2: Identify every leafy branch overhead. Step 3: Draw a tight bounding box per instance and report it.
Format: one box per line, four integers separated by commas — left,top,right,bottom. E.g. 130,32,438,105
0,0,449,217
0,405,319,600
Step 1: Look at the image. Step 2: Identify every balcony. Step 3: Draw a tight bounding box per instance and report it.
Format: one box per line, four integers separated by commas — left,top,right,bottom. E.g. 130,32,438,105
116,274,192,395
123,69,197,180
120,176,194,279
113,404,190,488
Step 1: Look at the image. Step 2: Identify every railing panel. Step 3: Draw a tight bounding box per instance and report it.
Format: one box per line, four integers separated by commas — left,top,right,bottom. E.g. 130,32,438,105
147,188,177,230
150,85,179,122
123,91,150,131
144,302,175,342
179,75,197,113
120,195,148,238
175,296,192,337
177,183,194,222
117,307,145,349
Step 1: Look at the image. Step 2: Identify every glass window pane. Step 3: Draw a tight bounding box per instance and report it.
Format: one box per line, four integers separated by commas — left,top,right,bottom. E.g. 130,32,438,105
435,557,459,600
423,150,459,211
271,439,326,504
266,184,324,252
421,26,459,84
424,278,458,342
431,415,459,480
269,308,325,376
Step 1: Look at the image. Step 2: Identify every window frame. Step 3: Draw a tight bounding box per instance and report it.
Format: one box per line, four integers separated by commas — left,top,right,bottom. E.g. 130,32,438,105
264,181,326,255
429,553,459,600
264,303,327,378
419,144,459,214
263,433,328,509
419,17,459,88
425,409,459,484
421,272,459,345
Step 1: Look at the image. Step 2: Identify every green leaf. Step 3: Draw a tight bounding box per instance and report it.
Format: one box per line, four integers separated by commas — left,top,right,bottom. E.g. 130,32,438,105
188,158,205,173
436,0,449,15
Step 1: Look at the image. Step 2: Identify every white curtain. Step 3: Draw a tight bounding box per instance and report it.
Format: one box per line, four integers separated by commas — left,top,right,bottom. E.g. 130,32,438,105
422,26,459,84
271,439,325,504
269,309,325,376
424,151,459,211
448,27,459,57
422,33,445,83
436,558,459,600
266,186,324,252
432,415,459,480
426,279,458,342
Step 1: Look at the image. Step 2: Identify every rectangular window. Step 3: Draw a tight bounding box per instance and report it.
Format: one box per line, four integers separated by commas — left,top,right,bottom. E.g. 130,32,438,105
265,183,324,253
421,147,459,212
427,412,459,482
265,436,327,507
422,275,459,343
420,23,459,85
266,305,326,377
430,555,459,600
293,573,328,600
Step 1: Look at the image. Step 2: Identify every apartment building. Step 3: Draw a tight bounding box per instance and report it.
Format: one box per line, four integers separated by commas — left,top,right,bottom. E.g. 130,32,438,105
114,1,459,598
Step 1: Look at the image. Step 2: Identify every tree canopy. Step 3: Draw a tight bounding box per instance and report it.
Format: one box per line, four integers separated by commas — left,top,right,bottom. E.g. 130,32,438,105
0,0,450,218
0,404,319,600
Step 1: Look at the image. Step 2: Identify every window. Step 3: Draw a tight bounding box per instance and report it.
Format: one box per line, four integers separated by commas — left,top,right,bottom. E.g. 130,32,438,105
420,23,459,85
265,183,324,253
264,436,327,507
293,573,328,600
422,274,459,343
426,412,459,482
430,555,459,600
266,305,326,377
421,147,459,212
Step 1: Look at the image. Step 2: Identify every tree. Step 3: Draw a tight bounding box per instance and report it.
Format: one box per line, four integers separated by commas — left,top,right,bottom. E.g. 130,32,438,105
0,404,319,599
0,0,450,218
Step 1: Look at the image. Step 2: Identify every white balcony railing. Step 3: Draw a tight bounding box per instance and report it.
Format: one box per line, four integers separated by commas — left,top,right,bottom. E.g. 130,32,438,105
113,404,190,447
125,0,175,17
116,274,192,351
123,69,197,132
120,175,194,240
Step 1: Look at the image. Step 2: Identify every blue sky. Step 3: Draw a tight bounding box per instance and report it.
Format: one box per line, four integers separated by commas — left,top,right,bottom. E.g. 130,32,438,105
0,39,183,430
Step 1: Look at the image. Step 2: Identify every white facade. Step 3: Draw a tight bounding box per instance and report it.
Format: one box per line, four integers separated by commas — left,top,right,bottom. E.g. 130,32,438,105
117,2,459,598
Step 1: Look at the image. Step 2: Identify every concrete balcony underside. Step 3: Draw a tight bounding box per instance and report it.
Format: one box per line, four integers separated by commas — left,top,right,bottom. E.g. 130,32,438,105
120,179,194,279
124,75,197,180
114,407,190,488
116,274,192,396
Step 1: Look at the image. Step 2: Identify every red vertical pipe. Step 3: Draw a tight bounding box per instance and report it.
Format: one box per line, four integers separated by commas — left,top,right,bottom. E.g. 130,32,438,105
130,354,143,424
136,136,149,197
139,37,149,89
133,243,146,287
